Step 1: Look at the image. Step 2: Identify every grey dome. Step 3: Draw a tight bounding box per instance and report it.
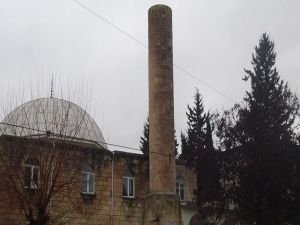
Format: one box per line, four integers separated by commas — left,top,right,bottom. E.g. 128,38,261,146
0,98,107,149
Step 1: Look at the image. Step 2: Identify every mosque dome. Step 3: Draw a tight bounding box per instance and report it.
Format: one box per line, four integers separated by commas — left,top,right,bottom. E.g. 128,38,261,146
0,97,107,149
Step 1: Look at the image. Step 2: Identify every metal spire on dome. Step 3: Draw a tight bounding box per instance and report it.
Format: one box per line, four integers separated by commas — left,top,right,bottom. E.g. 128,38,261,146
50,74,54,99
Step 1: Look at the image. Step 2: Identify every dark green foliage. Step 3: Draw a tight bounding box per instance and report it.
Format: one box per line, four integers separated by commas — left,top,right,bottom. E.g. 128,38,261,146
196,117,224,216
180,132,189,160
140,118,149,157
241,33,299,146
180,89,207,165
174,132,179,157
216,33,300,225
180,90,224,219
205,114,214,152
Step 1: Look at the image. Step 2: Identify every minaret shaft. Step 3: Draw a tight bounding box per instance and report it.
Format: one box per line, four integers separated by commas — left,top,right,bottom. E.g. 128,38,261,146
148,4,175,193
144,5,182,225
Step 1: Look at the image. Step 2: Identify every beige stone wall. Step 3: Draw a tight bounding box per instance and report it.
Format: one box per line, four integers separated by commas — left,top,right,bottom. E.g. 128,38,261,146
0,194,26,225
0,140,196,225
0,143,27,225
51,152,149,225
176,163,197,203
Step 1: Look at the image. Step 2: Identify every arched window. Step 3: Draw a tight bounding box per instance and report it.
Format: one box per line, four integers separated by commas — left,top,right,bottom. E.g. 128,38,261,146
123,168,134,198
25,159,39,189
176,176,185,201
82,165,95,194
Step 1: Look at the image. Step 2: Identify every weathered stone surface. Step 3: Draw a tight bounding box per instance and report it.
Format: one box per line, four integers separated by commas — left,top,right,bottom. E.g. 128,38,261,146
0,141,195,225
148,4,175,194
144,193,183,225
146,4,183,225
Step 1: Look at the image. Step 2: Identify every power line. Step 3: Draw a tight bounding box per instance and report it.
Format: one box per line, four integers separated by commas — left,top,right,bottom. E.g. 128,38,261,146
0,122,44,133
173,65,238,103
0,122,176,157
0,122,139,151
72,0,147,49
71,0,238,104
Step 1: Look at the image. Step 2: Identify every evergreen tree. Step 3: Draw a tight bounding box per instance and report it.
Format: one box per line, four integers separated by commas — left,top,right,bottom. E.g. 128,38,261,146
174,132,179,157
180,132,189,160
140,118,149,157
196,116,224,219
205,113,214,151
180,93,224,220
217,33,300,225
180,89,207,165
241,33,299,146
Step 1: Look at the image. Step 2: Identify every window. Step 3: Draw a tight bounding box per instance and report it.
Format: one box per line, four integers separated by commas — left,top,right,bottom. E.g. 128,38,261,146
25,159,39,189
82,165,95,194
123,168,134,198
176,176,185,201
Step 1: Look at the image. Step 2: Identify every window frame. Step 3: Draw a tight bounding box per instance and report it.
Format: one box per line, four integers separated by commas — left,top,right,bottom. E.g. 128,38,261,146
176,177,185,201
24,160,39,189
81,166,96,195
123,175,135,198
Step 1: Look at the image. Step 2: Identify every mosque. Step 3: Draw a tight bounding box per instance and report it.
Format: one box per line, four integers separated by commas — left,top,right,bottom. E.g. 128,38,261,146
0,98,197,225
0,5,199,225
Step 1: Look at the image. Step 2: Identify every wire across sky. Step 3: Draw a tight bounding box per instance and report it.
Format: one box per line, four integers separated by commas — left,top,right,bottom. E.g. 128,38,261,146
71,0,238,104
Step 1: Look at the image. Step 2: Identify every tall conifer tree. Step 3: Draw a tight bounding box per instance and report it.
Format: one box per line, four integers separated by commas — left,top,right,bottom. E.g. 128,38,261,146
180,89,207,165
240,33,299,146
217,33,300,225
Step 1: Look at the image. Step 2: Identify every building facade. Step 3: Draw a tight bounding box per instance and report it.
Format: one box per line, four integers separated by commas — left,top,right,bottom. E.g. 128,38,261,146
0,97,197,225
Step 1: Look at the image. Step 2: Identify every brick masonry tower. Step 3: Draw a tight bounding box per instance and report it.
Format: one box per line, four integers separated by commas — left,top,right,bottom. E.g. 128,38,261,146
144,5,183,225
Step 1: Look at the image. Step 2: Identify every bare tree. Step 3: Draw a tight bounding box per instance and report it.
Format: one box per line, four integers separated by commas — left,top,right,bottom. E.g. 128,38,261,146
0,97,103,225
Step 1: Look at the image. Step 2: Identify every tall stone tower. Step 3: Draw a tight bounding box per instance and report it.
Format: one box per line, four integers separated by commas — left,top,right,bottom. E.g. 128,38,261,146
144,5,182,225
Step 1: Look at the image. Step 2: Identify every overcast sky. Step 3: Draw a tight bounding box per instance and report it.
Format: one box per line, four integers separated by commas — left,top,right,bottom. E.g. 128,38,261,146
0,0,299,151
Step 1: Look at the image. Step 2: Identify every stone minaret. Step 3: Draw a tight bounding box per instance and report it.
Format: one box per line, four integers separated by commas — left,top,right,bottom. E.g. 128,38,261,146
148,4,175,194
144,5,182,225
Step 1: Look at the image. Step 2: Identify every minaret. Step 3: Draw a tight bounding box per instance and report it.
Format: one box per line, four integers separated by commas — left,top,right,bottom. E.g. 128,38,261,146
148,4,175,194
50,74,54,99
144,5,182,225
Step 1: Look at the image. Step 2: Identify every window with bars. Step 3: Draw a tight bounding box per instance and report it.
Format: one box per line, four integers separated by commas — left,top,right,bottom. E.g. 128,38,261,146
81,165,95,194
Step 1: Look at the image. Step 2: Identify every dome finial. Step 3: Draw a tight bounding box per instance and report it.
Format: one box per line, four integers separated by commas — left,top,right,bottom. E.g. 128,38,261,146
50,74,54,99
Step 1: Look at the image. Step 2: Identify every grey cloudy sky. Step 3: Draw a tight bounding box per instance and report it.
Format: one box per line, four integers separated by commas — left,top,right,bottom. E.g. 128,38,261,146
0,0,299,150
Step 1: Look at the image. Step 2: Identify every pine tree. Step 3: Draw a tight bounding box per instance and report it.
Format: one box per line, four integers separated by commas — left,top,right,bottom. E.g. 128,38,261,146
218,33,300,225
205,113,214,151
181,93,223,218
180,89,207,165
241,33,299,146
180,132,189,160
196,116,223,216
140,118,149,157
174,132,179,157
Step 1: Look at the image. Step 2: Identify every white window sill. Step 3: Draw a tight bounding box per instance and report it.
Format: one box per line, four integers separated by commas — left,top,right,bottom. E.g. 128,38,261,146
122,196,135,199
180,201,187,205
81,192,96,195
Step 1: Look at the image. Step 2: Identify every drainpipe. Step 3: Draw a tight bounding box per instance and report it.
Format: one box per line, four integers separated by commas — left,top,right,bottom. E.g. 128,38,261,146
49,139,55,224
110,151,115,225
